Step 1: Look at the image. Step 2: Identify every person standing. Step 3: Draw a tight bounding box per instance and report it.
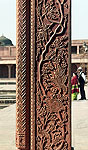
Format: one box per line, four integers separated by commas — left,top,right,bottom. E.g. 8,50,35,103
78,67,86,100
71,72,79,100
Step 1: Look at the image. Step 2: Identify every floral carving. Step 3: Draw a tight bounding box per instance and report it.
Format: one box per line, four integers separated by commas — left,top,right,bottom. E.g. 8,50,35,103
36,0,70,149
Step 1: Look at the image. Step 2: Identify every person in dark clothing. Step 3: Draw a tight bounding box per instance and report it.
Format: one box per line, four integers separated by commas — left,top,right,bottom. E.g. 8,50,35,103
78,67,86,100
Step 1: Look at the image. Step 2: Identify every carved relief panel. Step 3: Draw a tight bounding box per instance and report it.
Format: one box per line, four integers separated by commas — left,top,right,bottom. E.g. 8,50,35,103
35,0,71,149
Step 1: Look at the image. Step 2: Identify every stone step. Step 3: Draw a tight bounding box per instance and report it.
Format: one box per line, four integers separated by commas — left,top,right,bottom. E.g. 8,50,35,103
0,93,16,96
0,85,16,92
0,94,16,96
0,96,16,99
0,100,16,103
0,82,16,85
0,90,16,92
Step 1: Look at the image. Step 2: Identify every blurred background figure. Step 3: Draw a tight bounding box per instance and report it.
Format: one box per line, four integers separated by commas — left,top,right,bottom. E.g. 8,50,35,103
71,72,79,100
78,67,86,100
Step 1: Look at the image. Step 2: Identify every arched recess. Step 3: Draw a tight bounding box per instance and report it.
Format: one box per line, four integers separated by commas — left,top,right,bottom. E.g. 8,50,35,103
16,0,71,149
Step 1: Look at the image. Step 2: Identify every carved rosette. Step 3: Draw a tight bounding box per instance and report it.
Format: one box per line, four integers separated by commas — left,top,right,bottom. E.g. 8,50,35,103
36,0,71,149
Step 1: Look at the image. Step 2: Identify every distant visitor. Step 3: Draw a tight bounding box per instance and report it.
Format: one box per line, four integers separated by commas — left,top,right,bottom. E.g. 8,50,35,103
77,67,86,100
71,72,79,100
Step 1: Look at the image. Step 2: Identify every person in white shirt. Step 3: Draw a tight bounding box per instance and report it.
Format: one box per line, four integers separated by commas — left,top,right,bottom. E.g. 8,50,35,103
78,67,86,100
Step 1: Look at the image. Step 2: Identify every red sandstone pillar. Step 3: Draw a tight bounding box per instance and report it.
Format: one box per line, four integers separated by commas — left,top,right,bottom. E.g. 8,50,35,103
77,45,79,54
16,0,71,150
7,65,12,78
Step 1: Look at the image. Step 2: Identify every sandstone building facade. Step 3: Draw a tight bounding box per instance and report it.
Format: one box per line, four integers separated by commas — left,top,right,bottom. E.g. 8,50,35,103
71,40,88,79
0,36,16,107
0,37,88,80
0,36,16,79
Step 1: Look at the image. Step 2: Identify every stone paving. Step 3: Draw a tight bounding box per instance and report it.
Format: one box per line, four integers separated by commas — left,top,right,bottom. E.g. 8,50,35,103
72,100,88,150
72,84,88,150
0,104,16,150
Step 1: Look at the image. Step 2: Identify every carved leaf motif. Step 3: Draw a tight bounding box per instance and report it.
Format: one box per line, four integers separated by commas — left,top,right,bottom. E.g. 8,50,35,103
36,0,70,149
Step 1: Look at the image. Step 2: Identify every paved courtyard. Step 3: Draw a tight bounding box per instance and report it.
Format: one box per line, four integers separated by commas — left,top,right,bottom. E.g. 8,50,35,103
72,84,88,150
0,104,16,150
72,100,88,150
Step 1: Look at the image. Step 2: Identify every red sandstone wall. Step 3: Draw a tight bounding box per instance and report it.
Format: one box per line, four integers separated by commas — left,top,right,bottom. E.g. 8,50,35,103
0,46,16,57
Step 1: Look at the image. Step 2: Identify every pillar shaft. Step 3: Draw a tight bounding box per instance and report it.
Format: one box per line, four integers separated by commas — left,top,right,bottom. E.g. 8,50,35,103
7,65,12,78
77,45,79,54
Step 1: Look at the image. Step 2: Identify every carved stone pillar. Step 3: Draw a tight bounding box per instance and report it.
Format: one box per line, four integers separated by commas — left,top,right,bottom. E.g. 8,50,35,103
7,65,12,78
16,0,71,150
77,45,79,54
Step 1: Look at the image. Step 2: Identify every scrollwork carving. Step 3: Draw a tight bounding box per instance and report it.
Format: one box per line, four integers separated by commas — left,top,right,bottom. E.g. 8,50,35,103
36,0,71,149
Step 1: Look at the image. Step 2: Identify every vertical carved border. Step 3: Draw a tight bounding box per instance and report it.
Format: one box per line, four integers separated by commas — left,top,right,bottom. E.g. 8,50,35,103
35,0,71,149
16,0,30,149
30,0,36,149
68,0,71,148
